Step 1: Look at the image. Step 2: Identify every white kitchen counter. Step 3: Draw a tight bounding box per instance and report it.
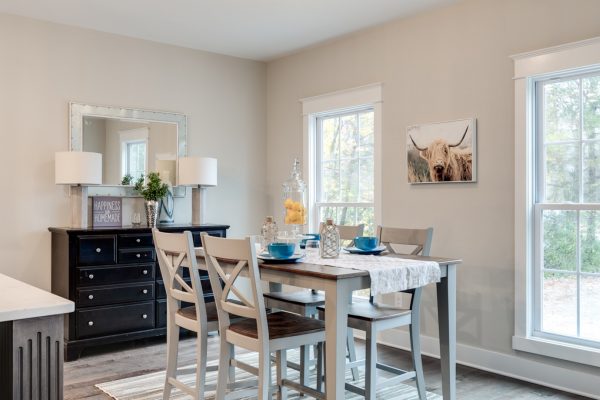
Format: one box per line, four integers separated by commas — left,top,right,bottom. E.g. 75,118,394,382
0,273,74,322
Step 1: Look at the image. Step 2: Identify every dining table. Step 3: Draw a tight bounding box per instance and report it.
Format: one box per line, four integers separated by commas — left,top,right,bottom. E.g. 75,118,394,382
195,249,461,400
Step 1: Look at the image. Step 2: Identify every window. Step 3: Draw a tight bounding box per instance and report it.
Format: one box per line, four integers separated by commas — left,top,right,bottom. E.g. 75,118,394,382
512,37,600,367
125,141,147,180
315,107,375,234
301,83,382,237
534,71,600,347
120,128,149,181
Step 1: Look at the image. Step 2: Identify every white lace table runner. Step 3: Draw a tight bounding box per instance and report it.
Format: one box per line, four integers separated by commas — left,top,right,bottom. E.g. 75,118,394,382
302,253,440,295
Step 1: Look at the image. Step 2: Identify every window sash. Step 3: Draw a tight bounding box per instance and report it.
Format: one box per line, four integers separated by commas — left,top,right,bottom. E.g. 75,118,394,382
315,108,374,204
533,204,600,345
126,141,146,178
314,107,374,230
533,69,600,347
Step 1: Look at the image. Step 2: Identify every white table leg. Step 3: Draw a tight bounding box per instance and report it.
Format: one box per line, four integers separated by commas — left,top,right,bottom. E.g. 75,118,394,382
324,279,352,399
437,264,457,400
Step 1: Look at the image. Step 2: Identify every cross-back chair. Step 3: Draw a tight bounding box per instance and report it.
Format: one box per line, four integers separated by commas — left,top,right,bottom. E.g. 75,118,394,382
263,223,364,384
152,229,219,400
318,225,434,400
201,234,326,400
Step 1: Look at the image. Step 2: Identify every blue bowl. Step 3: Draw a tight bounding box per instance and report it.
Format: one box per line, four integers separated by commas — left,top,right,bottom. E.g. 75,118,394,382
354,236,378,251
268,242,296,259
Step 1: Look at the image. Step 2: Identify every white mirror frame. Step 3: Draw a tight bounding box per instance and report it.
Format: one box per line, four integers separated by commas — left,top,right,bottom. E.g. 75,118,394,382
69,102,187,197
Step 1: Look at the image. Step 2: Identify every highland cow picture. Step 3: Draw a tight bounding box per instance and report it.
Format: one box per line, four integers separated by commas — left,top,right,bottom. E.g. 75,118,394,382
407,118,477,184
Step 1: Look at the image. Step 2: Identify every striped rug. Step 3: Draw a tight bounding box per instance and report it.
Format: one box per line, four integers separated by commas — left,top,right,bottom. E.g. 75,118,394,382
96,351,440,399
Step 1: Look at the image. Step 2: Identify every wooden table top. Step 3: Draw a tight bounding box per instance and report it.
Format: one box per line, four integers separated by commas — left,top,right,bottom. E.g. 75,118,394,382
195,248,461,281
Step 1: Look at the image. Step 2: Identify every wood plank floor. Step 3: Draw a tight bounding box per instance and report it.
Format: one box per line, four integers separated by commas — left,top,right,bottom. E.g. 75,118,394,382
64,335,588,399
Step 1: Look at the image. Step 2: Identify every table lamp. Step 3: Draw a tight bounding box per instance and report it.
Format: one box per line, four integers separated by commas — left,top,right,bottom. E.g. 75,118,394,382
55,151,102,228
178,157,217,225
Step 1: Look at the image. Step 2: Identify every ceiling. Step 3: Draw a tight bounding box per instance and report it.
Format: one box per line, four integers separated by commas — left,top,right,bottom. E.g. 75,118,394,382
0,0,458,61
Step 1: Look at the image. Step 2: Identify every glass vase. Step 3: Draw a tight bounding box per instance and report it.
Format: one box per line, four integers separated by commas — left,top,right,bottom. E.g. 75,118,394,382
320,218,340,258
282,158,307,236
260,216,278,250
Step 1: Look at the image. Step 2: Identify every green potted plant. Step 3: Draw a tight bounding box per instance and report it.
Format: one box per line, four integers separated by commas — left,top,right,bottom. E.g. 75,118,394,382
134,172,169,227
121,173,134,186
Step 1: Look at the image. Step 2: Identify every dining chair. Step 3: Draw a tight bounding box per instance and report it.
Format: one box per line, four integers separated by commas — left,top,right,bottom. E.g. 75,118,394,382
318,225,434,400
153,229,219,400
263,223,364,384
201,233,326,400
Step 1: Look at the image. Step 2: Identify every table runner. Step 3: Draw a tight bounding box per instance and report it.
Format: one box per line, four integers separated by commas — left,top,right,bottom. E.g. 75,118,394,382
302,253,440,295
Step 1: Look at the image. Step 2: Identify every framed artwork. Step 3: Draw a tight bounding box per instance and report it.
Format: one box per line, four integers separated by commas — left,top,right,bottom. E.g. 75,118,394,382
407,118,477,183
92,196,123,227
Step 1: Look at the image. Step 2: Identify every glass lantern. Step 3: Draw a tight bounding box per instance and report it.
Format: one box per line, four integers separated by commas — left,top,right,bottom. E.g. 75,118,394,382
282,158,307,238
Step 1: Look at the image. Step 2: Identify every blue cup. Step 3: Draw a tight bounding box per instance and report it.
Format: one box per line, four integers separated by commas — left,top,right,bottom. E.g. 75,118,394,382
268,242,295,259
354,236,378,251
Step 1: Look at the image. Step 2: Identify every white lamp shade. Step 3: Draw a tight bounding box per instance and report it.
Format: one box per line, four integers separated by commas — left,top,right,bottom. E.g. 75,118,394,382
178,157,218,187
55,151,102,185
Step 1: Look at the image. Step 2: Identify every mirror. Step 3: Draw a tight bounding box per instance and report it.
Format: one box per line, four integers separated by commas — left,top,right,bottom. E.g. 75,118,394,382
69,103,187,197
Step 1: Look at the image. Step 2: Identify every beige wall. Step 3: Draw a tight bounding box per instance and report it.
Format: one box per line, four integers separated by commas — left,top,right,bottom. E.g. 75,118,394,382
266,0,600,384
0,13,267,289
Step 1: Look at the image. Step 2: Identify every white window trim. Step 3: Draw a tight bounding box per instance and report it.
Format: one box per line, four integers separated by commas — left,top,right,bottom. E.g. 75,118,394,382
512,36,600,367
300,83,383,232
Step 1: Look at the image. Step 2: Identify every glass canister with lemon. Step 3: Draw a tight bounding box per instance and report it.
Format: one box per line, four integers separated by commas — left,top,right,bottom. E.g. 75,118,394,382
282,158,307,238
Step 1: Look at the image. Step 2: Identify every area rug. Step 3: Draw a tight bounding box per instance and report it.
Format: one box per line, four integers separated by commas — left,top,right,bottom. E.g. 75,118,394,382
96,350,440,399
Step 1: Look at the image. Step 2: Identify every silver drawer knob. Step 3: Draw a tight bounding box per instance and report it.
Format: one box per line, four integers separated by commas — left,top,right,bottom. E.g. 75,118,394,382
88,274,94,280
142,314,148,319
88,294,94,300
142,289,148,294
136,253,141,258
136,238,141,243
88,321,94,326
142,269,148,275
96,248,101,253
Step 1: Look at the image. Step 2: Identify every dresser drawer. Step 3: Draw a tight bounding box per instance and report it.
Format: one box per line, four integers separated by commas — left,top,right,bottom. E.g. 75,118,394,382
77,302,155,339
118,248,155,264
192,230,225,247
77,282,155,307
77,264,154,286
118,233,153,248
78,235,117,266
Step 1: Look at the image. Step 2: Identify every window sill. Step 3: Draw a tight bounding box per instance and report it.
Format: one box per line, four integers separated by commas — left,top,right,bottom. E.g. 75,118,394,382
512,335,600,367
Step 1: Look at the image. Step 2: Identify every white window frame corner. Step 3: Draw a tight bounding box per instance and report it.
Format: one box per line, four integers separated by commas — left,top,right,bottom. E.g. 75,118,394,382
300,83,383,232
512,36,600,367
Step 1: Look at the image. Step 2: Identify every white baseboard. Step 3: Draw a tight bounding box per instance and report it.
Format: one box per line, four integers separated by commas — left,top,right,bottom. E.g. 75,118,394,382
357,329,600,399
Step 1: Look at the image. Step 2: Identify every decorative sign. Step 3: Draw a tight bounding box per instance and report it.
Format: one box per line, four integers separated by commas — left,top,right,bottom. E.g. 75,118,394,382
92,197,123,227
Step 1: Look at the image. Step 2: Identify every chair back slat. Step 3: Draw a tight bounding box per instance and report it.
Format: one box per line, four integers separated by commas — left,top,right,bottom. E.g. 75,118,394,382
152,229,208,325
376,226,433,256
319,223,365,245
202,234,269,343
171,290,196,304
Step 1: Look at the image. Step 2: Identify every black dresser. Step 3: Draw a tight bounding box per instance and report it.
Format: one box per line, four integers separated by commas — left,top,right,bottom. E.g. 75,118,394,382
48,224,229,360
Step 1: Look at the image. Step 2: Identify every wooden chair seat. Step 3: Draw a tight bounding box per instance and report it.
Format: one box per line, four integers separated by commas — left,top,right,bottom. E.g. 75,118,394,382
177,302,220,322
263,291,325,307
229,311,325,340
